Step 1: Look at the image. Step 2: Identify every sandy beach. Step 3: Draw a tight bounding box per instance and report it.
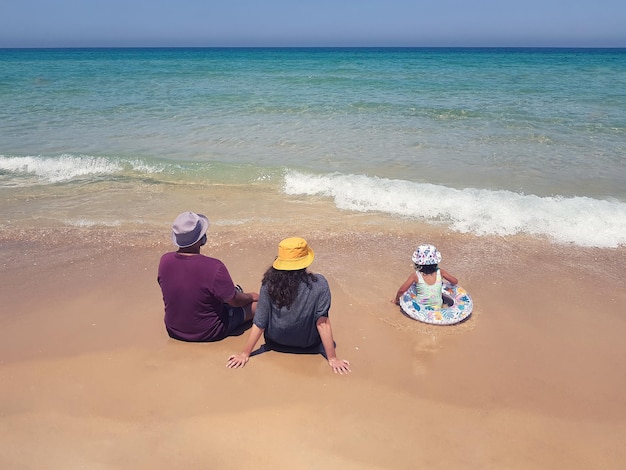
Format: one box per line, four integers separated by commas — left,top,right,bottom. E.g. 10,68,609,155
1,192,625,470
2,42,626,470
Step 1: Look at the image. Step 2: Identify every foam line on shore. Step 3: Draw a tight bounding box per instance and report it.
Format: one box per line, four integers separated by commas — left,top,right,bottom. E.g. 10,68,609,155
283,170,626,248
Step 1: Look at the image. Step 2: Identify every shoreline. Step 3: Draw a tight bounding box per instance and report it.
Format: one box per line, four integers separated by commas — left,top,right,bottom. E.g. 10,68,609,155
2,45,626,467
1,219,625,468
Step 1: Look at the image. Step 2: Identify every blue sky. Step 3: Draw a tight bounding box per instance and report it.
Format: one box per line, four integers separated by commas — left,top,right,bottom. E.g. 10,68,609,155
1,0,625,48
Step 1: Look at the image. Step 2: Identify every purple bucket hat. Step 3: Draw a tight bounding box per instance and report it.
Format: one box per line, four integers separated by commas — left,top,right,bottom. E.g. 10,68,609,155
171,211,209,248
411,244,442,266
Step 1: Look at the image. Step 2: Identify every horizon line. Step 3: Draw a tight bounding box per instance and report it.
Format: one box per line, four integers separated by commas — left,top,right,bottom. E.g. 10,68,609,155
2,45,626,50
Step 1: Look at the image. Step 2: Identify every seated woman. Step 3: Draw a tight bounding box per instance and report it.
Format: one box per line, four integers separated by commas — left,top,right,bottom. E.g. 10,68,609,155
226,237,351,374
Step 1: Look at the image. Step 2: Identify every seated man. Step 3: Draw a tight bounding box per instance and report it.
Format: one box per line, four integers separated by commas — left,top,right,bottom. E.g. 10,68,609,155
158,211,258,342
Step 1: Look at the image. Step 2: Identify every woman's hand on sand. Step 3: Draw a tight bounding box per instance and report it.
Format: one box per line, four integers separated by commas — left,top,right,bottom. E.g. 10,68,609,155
227,353,249,369
328,358,351,374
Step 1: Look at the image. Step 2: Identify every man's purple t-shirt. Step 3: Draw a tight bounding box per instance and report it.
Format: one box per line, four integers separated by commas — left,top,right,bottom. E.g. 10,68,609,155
157,252,237,342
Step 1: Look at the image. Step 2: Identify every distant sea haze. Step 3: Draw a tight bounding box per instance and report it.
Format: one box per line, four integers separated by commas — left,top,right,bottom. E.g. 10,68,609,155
1,47,625,247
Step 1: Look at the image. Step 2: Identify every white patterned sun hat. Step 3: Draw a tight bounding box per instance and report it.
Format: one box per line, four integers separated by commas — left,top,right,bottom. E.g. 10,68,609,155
411,244,442,266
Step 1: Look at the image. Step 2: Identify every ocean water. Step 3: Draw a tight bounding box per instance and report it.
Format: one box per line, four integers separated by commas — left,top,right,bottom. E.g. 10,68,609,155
1,47,625,247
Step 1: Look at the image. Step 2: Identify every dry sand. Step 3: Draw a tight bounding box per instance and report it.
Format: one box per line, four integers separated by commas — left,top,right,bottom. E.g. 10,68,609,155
1,222,625,469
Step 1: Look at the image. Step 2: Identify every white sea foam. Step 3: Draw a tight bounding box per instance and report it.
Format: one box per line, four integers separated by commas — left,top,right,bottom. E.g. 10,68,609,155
0,155,164,183
64,219,122,228
283,170,626,248
125,159,167,175
0,154,122,182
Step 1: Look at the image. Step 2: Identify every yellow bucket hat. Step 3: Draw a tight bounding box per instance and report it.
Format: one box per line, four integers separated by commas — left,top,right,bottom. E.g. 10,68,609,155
273,237,315,271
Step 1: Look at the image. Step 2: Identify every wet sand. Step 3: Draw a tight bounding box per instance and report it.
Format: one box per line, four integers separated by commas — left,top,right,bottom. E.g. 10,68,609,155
1,209,625,468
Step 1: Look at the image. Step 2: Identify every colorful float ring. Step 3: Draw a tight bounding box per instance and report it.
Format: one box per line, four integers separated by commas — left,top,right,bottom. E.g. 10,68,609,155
399,282,473,325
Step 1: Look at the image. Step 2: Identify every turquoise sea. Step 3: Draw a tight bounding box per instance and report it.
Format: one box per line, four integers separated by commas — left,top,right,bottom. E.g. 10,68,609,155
1,48,625,247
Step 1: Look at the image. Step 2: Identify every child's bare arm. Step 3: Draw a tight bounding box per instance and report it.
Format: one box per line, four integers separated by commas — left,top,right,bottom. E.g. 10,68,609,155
392,273,417,304
440,268,458,285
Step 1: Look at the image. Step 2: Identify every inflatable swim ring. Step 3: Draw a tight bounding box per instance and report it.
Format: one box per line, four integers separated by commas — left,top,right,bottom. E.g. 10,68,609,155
399,282,473,325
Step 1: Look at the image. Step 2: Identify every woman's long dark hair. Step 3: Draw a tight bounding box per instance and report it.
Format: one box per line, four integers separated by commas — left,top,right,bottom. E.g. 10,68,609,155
262,267,318,309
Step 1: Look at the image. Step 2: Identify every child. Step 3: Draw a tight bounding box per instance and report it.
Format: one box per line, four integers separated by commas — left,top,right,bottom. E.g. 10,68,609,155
392,243,458,308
